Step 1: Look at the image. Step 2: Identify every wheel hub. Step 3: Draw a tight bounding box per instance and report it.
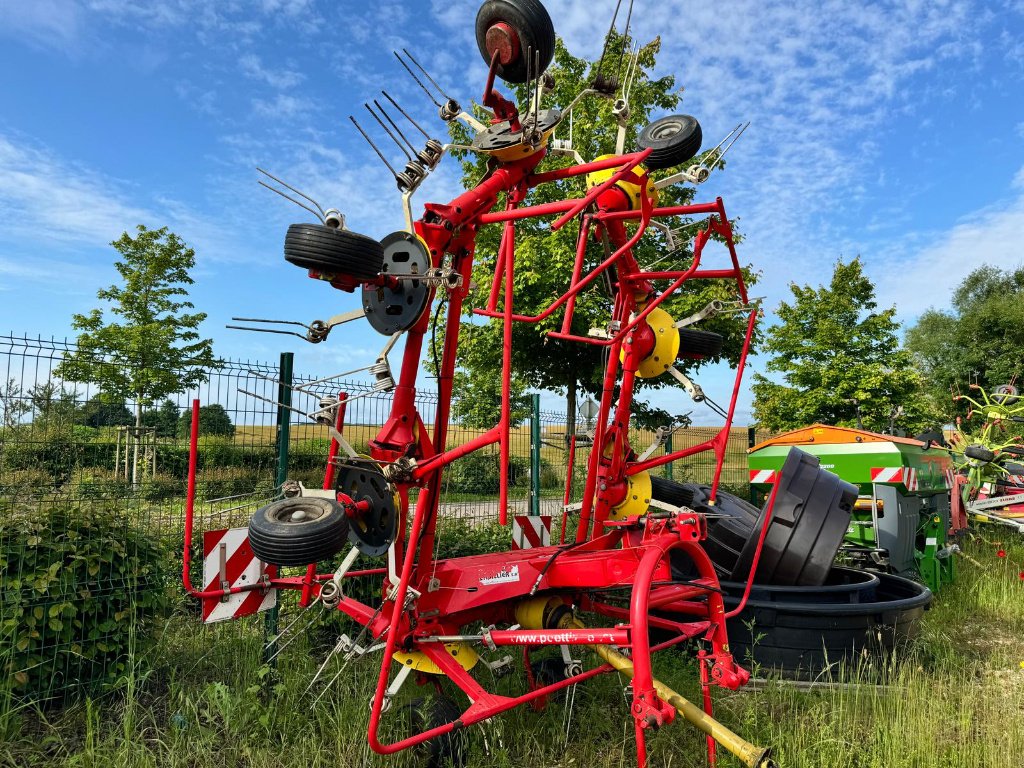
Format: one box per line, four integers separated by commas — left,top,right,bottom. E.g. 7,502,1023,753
485,22,520,65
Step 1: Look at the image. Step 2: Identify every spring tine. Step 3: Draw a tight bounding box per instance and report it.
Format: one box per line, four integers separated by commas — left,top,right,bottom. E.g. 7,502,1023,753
714,121,750,166
257,180,325,223
382,90,432,140
374,99,418,154
238,388,314,419
231,317,309,329
256,167,327,217
348,115,400,178
225,324,309,340
623,43,640,101
394,51,443,108
364,103,413,160
402,48,455,103
536,48,544,118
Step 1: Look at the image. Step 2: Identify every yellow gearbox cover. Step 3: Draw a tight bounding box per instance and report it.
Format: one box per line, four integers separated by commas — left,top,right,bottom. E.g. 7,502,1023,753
515,596,567,630
586,154,659,209
621,307,680,379
609,470,653,521
393,643,479,675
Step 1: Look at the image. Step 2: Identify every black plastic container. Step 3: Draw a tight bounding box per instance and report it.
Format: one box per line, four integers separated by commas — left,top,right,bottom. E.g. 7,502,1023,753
655,448,857,586
718,571,932,679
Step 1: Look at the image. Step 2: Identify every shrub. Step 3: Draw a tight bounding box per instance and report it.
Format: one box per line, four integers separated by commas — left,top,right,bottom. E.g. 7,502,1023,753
443,452,529,494
0,502,170,701
434,518,510,558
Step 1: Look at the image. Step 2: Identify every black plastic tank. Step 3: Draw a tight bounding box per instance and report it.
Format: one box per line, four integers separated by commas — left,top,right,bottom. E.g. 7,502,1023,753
654,448,857,586
718,571,932,679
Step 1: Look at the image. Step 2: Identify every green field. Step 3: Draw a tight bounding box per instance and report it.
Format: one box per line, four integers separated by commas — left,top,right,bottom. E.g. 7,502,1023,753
2,533,1022,768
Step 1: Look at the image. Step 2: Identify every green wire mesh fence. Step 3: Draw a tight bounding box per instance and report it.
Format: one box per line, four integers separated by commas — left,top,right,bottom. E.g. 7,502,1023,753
0,333,760,702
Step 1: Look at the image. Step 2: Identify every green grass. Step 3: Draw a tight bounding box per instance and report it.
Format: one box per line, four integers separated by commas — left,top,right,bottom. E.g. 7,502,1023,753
2,535,1022,768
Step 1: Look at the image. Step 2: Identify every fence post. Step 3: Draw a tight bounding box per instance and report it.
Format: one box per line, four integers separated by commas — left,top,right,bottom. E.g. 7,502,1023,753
665,434,674,481
530,394,541,517
265,351,293,669
747,426,757,506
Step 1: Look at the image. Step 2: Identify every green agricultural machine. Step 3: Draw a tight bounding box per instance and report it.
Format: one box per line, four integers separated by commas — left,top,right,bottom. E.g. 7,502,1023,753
749,425,957,593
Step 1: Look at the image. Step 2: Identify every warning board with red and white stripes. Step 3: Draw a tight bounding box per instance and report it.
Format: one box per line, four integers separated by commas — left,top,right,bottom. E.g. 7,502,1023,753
201,528,277,624
749,469,777,484
870,466,918,490
511,515,552,550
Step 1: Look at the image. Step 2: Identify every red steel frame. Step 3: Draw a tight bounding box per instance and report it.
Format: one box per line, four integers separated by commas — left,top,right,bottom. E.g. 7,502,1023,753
183,103,772,767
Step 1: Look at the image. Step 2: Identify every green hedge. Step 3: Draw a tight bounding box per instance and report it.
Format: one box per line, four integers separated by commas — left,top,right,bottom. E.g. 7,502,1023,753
0,502,171,701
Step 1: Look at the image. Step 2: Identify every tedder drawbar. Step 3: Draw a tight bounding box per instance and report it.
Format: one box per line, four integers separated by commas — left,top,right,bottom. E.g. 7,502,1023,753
183,1,785,765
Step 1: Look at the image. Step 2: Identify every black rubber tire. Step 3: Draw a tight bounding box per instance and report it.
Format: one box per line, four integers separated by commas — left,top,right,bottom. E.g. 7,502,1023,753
677,328,724,360
965,444,996,463
475,0,555,84
650,476,696,509
283,223,384,280
637,115,703,170
248,497,350,567
404,696,467,768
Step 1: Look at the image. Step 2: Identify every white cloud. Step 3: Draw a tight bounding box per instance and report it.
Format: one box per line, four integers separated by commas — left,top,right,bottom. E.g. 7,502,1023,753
0,0,83,50
239,54,305,90
0,133,262,266
874,180,1024,320
252,93,314,119
0,134,151,246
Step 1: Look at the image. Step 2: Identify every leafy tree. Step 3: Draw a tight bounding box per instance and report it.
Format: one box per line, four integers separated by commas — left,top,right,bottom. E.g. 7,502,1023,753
906,265,1024,421
438,34,758,437
143,399,181,438
179,403,235,438
76,394,133,428
0,378,30,428
751,258,930,433
451,368,531,429
28,381,79,426
55,225,215,483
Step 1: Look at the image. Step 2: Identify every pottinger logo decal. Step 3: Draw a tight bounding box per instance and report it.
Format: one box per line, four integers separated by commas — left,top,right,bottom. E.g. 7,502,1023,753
480,565,520,585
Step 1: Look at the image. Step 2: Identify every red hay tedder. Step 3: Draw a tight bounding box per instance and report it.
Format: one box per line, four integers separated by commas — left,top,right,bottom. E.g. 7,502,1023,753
183,2,786,765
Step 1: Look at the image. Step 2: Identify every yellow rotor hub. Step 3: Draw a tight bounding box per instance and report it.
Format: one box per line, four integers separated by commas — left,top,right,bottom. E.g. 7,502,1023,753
586,154,659,209
621,307,680,379
393,643,479,675
609,470,653,521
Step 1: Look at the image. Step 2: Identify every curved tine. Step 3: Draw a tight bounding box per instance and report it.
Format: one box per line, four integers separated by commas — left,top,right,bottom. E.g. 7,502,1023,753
257,180,325,223
230,325,309,339
402,48,456,103
364,103,413,160
394,51,443,108
374,99,418,154
348,115,399,178
257,167,326,217
382,90,432,140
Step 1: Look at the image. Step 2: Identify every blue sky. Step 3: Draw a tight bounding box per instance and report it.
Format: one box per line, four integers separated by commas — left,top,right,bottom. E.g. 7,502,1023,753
1,0,1022,426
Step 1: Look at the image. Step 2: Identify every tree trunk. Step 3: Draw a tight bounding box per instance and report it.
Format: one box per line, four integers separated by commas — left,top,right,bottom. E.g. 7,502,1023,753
132,398,142,490
566,375,577,444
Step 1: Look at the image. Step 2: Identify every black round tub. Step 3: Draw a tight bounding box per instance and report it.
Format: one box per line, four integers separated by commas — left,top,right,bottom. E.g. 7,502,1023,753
718,571,932,679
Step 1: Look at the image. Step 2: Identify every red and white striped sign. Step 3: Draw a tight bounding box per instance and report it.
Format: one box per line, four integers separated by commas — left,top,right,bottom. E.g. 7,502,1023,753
749,469,777,484
870,466,920,490
944,468,956,488
201,528,277,624
512,515,552,550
